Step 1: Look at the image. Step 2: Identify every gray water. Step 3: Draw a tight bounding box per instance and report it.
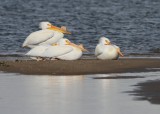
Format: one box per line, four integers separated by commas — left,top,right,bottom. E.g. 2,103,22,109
0,71,160,114
0,0,160,56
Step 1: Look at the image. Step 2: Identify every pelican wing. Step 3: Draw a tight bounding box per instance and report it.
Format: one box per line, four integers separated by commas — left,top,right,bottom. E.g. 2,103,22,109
26,45,50,57
95,45,103,56
42,46,73,58
39,31,64,45
22,30,55,47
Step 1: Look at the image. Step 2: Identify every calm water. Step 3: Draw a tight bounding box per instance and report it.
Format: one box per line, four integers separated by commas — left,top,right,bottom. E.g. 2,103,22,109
0,0,160,56
0,71,160,114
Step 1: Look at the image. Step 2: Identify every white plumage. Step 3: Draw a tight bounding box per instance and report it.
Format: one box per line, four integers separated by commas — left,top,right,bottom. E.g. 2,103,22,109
95,37,123,60
26,38,87,60
41,46,73,58
22,22,70,48
25,45,50,57
44,38,85,60
57,45,82,60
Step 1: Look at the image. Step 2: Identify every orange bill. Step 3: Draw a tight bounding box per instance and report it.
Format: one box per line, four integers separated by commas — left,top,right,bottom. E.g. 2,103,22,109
117,49,124,57
69,43,88,52
49,25,71,34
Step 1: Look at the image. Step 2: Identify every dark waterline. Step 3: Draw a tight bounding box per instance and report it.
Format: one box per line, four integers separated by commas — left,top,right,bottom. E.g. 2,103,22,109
0,0,160,56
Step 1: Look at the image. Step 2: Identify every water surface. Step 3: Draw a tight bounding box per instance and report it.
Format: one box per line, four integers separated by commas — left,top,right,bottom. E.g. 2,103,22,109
0,0,160,56
0,71,160,114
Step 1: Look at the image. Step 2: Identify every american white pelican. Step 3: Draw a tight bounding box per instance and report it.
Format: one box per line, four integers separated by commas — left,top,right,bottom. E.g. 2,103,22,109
42,38,87,60
25,44,73,61
26,38,87,61
22,22,71,48
95,37,123,60
25,43,70,60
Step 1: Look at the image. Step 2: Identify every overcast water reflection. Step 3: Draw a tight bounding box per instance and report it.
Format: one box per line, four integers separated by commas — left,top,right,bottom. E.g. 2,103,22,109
0,72,160,114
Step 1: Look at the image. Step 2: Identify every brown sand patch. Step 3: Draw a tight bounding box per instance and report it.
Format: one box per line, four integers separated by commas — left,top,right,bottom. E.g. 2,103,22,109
0,58,160,75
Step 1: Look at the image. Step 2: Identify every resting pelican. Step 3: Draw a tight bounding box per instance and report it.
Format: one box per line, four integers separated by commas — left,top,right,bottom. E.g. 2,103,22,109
25,44,74,61
42,38,87,60
26,38,87,60
22,22,71,48
95,37,123,60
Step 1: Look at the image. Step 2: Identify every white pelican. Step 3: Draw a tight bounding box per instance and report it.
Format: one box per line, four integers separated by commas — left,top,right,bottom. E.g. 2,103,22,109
26,38,87,61
95,37,123,60
42,38,87,60
22,22,71,48
25,44,73,61
25,44,71,61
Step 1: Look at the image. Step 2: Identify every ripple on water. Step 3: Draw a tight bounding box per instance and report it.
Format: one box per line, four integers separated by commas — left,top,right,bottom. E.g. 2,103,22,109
0,0,160,56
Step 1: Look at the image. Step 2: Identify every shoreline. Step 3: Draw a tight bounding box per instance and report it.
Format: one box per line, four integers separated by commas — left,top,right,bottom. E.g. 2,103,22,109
0,58,160,75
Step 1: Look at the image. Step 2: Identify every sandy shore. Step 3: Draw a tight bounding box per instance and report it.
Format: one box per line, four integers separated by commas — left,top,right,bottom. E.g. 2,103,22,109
0,58,160,75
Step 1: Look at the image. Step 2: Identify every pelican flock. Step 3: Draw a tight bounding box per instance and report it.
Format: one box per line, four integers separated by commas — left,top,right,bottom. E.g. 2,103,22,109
22,21,123,60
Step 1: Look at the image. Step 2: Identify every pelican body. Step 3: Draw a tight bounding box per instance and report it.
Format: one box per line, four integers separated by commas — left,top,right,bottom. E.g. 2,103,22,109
25,44,50,57
22,22,71,48
95,37,123,60
43,38,87,60
57,47,82,60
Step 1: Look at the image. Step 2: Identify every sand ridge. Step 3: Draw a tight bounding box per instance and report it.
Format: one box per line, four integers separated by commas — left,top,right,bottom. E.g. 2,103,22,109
0,58,160,75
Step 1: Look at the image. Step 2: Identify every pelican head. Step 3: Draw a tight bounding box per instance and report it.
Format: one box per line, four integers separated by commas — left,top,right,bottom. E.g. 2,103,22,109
58,38,88,51
39,22,71,34
58,38,71,45
39,22,52,30
99,37,111,45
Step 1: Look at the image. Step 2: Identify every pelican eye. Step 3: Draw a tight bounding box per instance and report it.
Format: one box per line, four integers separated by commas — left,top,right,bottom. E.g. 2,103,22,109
106,40,110,43
47,24,51,26
52,43,58,46
66,40,69,43
65,40,70,44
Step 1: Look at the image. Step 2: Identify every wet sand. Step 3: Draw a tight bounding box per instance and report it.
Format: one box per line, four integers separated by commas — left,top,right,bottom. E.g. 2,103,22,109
0,58,160,75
